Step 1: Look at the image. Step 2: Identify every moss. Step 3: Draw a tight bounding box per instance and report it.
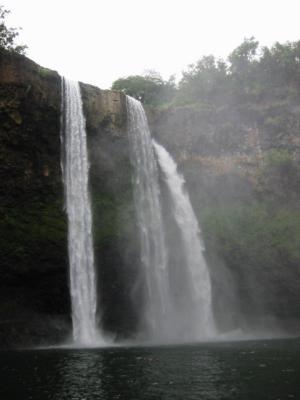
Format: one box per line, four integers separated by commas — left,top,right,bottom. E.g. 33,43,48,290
0,51,72,347
38,66,57,79
200,202,300,322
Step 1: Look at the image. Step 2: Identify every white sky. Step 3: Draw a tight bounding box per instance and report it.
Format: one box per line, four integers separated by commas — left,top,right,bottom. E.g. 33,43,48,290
2,0,300,88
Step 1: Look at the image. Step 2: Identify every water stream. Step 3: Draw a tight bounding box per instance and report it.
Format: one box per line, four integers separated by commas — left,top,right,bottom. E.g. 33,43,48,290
127,96,216,342
153,140,215,339
126,96,170,338
62,78,102,345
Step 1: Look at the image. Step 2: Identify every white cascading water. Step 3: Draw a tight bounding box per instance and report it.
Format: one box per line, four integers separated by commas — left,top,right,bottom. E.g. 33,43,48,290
152,140,215,339
62,78,102,345
126,96,170,338
127,96,216,342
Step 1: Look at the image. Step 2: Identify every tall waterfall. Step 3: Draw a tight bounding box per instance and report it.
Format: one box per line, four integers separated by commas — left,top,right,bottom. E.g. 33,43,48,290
62,78,101,345
152,140,215,338
126,96,170,337
127,96,216,342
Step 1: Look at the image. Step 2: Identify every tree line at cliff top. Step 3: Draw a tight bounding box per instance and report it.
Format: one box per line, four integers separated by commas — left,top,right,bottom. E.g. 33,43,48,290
1,3,299,111
112,37,300,110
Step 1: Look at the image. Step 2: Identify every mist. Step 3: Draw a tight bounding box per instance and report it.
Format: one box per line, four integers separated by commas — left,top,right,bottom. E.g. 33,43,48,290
145,38,300,338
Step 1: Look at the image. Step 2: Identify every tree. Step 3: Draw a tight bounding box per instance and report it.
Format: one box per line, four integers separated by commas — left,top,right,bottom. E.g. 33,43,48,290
177,55,228,105
111,72,176,106
260,41,300,88
227,37,260,100
228,37,259,75
0,5,27,54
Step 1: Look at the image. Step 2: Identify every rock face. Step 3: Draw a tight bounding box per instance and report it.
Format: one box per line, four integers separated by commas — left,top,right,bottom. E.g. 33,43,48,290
150,104,300,335
0,50,138,347
0,51,68,347
80,85,140,338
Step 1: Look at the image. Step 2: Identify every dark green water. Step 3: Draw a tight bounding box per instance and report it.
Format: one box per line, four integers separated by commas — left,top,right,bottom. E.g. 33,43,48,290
0,338,299,400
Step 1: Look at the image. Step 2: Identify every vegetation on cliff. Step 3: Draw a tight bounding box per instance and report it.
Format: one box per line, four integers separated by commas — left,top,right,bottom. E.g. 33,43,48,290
113,37,300,113
113,38,300,330
112,71,176,107
174,40,300,314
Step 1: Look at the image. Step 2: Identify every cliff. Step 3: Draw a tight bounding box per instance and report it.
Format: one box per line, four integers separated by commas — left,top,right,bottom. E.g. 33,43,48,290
150,104,300,334
0,50,137,347
1,49,300,346
80,84,140,338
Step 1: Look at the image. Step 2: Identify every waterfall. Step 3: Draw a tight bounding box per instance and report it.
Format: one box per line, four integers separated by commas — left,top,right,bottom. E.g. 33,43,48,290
126,96,170,337
127,96,216,342
152,140,215,339
62,78,102,345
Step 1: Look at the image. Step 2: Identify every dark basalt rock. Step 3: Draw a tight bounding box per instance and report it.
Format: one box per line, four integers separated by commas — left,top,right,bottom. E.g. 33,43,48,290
80,83,140,339
0,50,139,347
0,50,69,347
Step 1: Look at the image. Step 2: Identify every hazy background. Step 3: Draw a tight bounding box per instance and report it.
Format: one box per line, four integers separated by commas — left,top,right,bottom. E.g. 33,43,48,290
2,0,300,88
